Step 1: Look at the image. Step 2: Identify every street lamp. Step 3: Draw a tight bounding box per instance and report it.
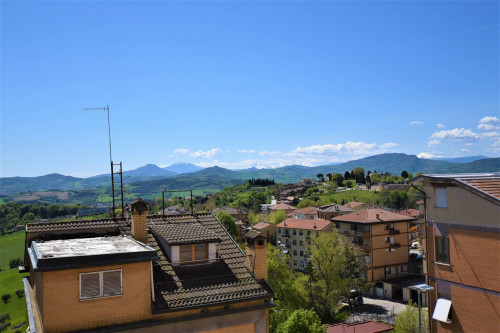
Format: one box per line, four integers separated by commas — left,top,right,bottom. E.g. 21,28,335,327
414,283,434,333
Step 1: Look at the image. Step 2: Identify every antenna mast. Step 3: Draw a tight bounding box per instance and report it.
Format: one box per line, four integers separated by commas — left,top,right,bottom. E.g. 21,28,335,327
83,105,124,220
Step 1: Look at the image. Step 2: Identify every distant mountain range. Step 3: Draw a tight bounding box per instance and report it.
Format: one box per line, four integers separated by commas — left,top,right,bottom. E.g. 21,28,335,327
1,154,499,196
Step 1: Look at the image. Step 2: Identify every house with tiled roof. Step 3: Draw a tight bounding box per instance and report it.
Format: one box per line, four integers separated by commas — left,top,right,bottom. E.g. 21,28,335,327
410,173,500,333
332,208,416,294
276,218,333,270
293,206,318,220
21,198,274,332
317,203,354,220
267,203,297,215
251,222,276,244
212,206,248,222
343,201,364,210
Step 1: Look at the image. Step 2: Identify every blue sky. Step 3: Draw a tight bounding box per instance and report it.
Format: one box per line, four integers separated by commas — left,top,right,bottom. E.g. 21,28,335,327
1,1,498,177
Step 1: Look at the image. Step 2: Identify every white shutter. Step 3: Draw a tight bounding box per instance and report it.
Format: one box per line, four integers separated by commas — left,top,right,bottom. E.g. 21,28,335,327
103,270,122,297
80,273,100,299
435,188,448,208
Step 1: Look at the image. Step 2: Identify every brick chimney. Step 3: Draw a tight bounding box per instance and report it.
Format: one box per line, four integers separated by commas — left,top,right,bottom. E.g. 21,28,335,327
244,230,267,280
130,198,149,244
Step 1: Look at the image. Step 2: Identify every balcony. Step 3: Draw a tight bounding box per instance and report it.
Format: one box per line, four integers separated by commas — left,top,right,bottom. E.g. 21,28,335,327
282,233,290,238
344,230,356,236
389,243,400,248
388,229,400,235
362,245,371,252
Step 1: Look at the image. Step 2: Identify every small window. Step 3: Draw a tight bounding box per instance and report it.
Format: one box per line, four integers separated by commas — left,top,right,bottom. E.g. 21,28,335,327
293,239,297,245
293,250,297,256
435,236,450,263
278,229,282,234
299,240,303,246
293,229,297,235
80,269,122,300
435,188,448,208
299,230,303,236
180,243,208,263
299,251,304,257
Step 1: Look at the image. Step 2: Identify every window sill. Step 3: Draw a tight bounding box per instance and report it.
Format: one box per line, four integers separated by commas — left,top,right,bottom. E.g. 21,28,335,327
435,261,451,267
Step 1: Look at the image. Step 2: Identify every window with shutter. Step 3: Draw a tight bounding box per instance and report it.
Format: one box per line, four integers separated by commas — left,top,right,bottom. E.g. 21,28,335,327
103,270,122,297
80,273,100,299
80,269,122,300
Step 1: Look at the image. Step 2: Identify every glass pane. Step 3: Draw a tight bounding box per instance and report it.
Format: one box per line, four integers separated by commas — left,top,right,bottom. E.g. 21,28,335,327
180,245,192,262
436,237,443,262
103,270,122,296
80,273,100,299
194,243,207,261
443,237,450,263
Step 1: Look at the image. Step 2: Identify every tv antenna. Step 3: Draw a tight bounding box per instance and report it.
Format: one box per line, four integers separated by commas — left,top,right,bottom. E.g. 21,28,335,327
82,105,124,220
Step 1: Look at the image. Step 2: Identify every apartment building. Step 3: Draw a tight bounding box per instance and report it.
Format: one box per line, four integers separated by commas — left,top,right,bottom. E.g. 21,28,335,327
411,173,500,333
332,208,416,283
21,198,274,332
293,206,318,219
316,203,354,220
276,218,333,270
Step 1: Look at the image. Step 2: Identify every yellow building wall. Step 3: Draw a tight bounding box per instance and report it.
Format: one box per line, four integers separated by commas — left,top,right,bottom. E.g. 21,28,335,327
40,262,152,332
202,323,254,333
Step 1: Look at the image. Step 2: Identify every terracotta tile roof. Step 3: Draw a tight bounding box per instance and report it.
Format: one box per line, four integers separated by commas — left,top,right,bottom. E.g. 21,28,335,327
150,223,220,245
343,201,364,209
318,204,354,213
396,209,422,218
26,213,273,313
26,218,130,235
459,178,500,200
326,320,393,333
294,207,317,215
268,203,297,211
147,213,273,312
277,218,332,231
332,208,416,224
252,222,271,230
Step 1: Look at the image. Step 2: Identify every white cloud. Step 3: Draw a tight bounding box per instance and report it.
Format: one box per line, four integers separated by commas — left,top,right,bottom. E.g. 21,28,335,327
292,141,397,156
237,149,256,153
410,121,423,125
259,150,283,156
479,116,500,124
430,128,480,141
461,149,472,153
173,148,190,155
436,123,445,128
478,123,500,131
428,139,440,147
417,152,443,159
480,131,500,138
190,148,222,158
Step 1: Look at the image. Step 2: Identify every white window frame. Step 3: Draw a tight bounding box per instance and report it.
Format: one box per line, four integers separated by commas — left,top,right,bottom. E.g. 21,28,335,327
79,269,123,300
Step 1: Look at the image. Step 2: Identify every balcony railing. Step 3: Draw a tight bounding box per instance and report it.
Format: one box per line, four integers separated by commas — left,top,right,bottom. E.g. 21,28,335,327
388,229,400,235
389,243,400,248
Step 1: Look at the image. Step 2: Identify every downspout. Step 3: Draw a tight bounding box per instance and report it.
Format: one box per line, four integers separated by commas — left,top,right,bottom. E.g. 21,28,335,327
150,261,155,302
411,183,431,333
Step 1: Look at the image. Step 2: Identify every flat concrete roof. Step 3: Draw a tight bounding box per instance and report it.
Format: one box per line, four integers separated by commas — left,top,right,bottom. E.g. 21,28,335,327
30,236,158,271
34,236,153,258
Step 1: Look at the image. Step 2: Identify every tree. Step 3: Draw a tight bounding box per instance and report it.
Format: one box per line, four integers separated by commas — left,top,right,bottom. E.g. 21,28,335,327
389,190,409,210
316,173,325,182
344,171,351,180
401,170,409,179
215,211,239,240
353,167,366,184
1,294,11,304
268,210,287,225
276,309,325,333
307,231,368,321
331,173,344,187
395,300,428,333
325,173,333,182
297,199,316,209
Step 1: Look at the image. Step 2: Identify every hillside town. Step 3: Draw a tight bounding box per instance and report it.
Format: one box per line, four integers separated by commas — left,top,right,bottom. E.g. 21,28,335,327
1,170,498,332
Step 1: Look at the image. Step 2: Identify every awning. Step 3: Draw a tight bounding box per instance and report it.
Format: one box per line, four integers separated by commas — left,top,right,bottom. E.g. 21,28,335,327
432,298,452,323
